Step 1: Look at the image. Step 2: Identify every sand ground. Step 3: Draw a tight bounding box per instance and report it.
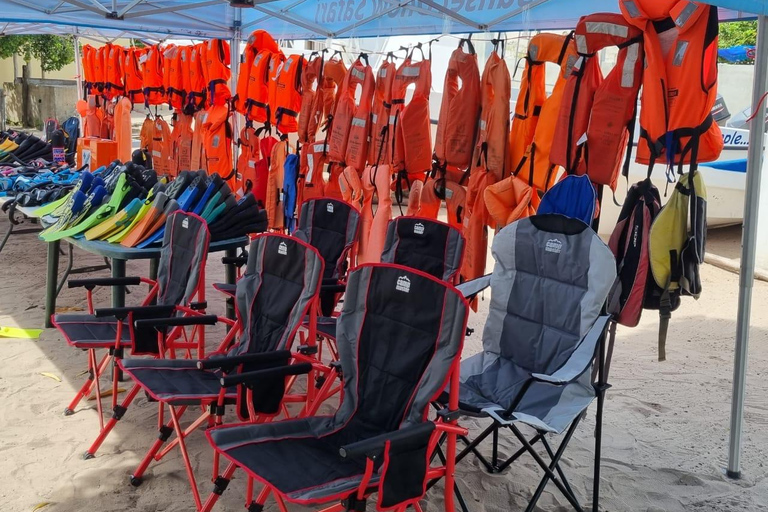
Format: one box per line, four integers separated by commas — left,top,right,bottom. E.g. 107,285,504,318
1,221,768,512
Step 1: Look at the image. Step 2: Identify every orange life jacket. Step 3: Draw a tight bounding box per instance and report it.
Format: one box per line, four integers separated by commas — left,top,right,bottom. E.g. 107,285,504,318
322,54,348,132
246,49,283,125
142,45,165,107
324,163,345,200
266,53,287,128
358,163,392,264
328,55,375,172
202,39,232,107
434,38,481,171
191,110,207,170
274,54,305,134
551,14,643,190
266,138,290,230
202,104,233,184
509,33,578,191
123,47,145,105
619,0,723,171
298,52,325,143
298,140,329,207
392,53,432,182
462,166,496,284
170,113,194,177
235,30,279,115
368,58,397,167
182,44,207,113
163,45,185,111
483,174,540,229
339,166,364,210
114,97,133,163
473,41,511,182
103,43,124,100
89,46,107,96
236,123,261,196
83,96,101,138
139,116,171,175
81,45,96,95
418,178,467,230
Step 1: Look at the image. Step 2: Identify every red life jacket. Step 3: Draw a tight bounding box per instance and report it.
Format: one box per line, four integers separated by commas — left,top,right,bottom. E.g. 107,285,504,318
551,14,644,190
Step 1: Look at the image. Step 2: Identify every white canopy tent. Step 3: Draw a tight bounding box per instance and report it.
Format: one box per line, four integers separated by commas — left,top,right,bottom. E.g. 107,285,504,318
0,0,765,481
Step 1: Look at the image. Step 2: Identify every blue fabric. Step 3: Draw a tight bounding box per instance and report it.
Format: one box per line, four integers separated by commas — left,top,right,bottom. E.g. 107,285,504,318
718,46,756,63
283,153,299,233
537,175,596,226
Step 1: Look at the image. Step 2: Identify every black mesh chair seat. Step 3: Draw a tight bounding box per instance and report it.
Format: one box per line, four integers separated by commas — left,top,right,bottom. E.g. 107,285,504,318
121,359,236,406
301,316,337,340
53,314,132,348
209,421,373,502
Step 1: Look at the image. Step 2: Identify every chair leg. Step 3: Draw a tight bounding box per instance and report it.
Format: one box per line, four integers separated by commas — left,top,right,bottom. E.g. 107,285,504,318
65,350,110,415
508,423,583,512
89,349,105,430
454,423,497,472
169,405,203,510
494,432,544,473
84,382,141,459
130,406,178,486
491,425,499,469
541,436,577,500
200,462,238,512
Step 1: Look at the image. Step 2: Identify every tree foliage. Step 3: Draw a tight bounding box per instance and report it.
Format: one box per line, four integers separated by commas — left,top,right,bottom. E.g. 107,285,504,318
719,21,758,49
0,35,75,72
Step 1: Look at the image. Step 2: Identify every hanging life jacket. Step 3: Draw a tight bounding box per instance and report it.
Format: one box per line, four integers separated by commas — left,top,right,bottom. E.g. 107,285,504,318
237,123,261,197
551,14,644,191
182,44,207,113
509,33,577,191
142,45,166,107
103,43,124,100
298,52,325,143
298,140,330,207
170,113,194,177
619,0,723,174
164,45,186,111
202,104,234,185
391,50,432,185
358,163,393,264
608,178,662,328
202,39,232,107
81,44,96,96
266,138,290,230
473,39,511,182
483,174,539,230
123,47,146,105
246,49,284,127
321,54,348,135
646,171,707,361
283,152,300,232
273,54,305,135
92,46,106,96
328,55,375,172
235,30,279,115
537,174,597,226
140,115,172,175
368,57,397,167
434,38,481,171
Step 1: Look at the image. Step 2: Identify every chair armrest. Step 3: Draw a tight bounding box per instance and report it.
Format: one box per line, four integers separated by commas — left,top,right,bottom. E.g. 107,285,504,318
221,255,248,267
68,276,142,289
339,422,436,459
219,362,312,387
134,314,218,330
531,315,612,385
196,350,292,370
456,274,492,300
94,304,176,320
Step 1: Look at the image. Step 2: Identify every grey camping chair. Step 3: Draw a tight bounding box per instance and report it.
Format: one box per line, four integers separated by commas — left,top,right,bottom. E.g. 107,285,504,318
449,214,616,512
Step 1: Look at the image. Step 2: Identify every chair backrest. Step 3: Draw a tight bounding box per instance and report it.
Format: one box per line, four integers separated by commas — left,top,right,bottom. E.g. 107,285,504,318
233,233,324,355
333,264,468,436
294,197,360,281
381,216,465,282
483,214,615,374
156,211,210,307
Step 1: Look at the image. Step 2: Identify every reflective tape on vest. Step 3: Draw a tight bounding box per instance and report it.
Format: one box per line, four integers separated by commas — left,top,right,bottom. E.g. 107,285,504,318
585,21,629,38
351,117,366,127
673,40,689,67
352,67,366,81
401,66,421,77
622,0,641,18
623,43,640,87
676,2,699,27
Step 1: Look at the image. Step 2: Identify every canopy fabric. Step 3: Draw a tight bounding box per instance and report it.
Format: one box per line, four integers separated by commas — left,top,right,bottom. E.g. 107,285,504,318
0,0,754,40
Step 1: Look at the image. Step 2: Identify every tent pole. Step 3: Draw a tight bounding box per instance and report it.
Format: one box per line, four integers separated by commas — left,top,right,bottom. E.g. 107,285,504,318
728,13,768,480
73,32,83,102
231,8,242,188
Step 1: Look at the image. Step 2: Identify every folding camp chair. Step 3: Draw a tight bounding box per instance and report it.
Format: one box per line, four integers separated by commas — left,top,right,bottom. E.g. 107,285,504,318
446,214,616,512
119,233,324,511
52,211,236,458
313,215,465,351
205,263,470,512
